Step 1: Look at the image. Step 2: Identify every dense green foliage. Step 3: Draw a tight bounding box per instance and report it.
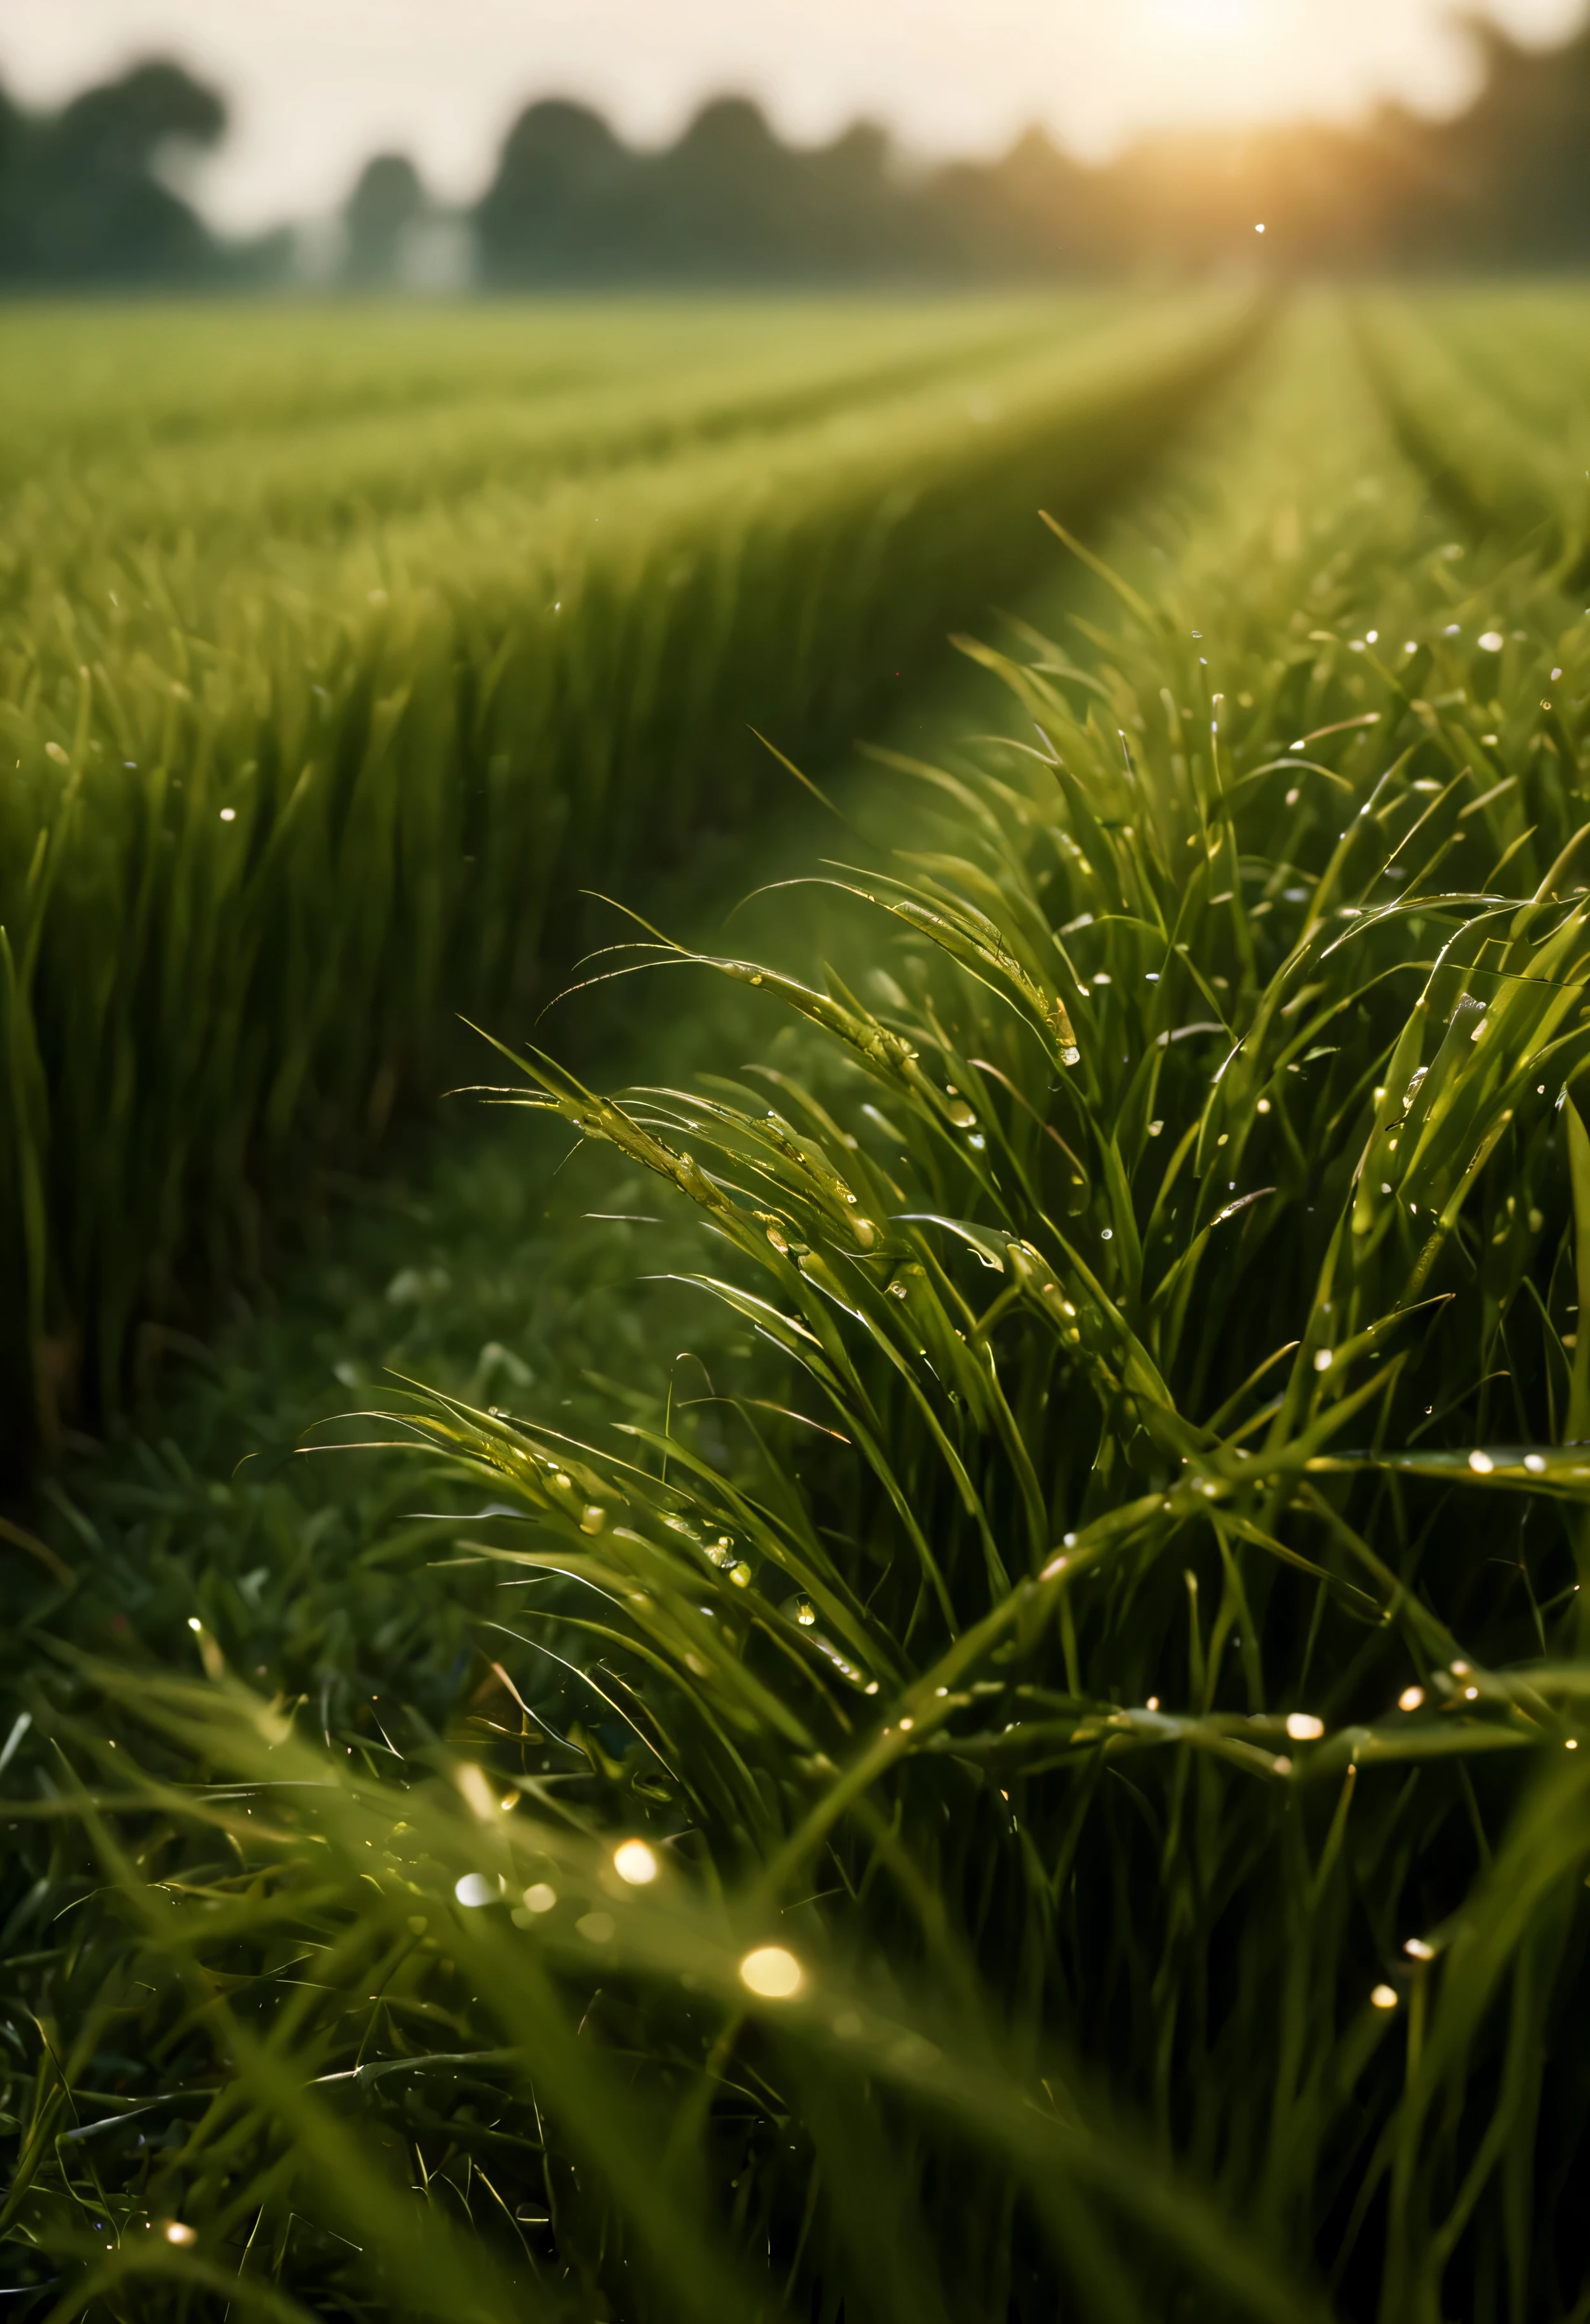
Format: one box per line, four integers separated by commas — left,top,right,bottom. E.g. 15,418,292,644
0,289,1251,1468
14,287,1590,2322
0,63,240,289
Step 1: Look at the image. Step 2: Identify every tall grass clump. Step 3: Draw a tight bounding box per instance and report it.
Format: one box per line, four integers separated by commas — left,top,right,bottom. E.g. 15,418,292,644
0,291,1256,1468
15,301,1590,2320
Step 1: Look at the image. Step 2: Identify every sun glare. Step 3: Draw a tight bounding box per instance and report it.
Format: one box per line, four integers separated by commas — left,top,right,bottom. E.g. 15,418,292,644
1149,0,1261,38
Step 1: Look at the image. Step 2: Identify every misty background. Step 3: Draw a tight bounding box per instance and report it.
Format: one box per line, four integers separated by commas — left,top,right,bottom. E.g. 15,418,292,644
4,9,1590,289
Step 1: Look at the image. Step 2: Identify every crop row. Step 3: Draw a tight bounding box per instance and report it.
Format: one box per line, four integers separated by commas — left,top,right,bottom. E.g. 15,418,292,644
1357,289,1590,566
0,291,1256,1467
0,294,1129,473
1415,285,1590,439
1,295,1121,578
17,298,1590,2319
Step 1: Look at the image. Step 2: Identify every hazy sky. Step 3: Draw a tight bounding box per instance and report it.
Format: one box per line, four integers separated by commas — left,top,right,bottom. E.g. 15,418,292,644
1,0,1583,230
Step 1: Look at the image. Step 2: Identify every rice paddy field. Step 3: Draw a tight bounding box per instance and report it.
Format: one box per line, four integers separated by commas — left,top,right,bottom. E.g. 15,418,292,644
8,283,1590,2321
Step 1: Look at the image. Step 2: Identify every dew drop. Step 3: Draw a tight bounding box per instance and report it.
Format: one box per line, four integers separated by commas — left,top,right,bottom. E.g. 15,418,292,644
740,1945,803,1998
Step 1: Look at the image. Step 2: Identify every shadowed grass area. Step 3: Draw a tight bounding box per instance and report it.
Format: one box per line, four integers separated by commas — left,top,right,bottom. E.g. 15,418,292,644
10,296,1590,2320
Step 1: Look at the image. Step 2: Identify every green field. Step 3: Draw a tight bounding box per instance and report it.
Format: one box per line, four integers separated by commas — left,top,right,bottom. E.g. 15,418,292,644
8,287,1590,2321
0,289,1250,1462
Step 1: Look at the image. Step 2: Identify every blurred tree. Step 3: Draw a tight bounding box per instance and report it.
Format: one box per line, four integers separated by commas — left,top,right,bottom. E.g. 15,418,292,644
475,96,948,283
1423,16,1590,266
926,127,1107,276
475,99,634,281
637,98,806,275
0,59,226,283
798,120,931,275
0,83,26,273
344,152,427,286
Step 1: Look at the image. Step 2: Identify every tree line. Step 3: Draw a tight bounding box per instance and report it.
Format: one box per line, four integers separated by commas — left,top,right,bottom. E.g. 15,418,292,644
0,63,285,285
3,15,1590,289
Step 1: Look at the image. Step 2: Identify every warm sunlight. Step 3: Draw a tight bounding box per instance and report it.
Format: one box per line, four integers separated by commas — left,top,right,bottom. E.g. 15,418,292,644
1148,0,1262,37
0,0,1582,224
